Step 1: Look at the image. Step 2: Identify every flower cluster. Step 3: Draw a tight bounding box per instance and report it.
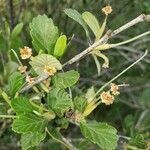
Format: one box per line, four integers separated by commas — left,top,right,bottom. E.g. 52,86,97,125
100,83,120,105
18,46,58,85
19,46,34,84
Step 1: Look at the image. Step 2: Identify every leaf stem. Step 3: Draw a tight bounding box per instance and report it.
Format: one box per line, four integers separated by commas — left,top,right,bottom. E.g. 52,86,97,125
110,30,150,48
10,49,22,66
97,31,150,50
11,49,29,78
29,99,49,112
45,127,73,150
1,91,11,106
0,115,17,119
63,14,150,67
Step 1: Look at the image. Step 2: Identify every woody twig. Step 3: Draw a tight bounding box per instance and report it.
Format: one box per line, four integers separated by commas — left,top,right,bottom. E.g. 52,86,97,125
20,14,150,93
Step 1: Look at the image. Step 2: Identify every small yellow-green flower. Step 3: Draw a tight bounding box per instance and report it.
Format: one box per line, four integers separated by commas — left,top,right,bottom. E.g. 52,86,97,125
102,5,112,15
20,46,32,59
43,66,57,76
110,83,120,95
100,91,114,105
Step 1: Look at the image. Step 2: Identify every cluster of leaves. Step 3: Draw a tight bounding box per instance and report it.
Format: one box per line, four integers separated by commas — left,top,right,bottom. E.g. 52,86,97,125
0,12,119,150
64,8,109,75
0,1,149,149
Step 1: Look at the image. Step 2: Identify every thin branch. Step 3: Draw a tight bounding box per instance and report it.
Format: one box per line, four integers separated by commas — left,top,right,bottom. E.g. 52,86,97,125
135,110,149,129
110,14,150,37
19,14,150,93
1,91,11,106
19,73,49,93
97,31,150,50
118,135,131,140
119,99,142,109
0,115,17,119
62,30,111,67
45,127,76,150
95,50,148,96
63,14,150,67
62,137,77,150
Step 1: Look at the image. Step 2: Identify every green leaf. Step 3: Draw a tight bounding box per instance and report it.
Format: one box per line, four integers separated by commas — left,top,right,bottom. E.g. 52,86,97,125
46,127,68,149
30,54,62,75
123,114,134,130
5,61,19,75
0,31,7,51
44,141,61,150
140,88,150,108
47,88,73,116
92,54,101,77
8,72,23,97
77,139,95,150
48,127,63,140
82,11,100,39
98,17,107,39
55,118,69,129
64,9,89,36
11,97,38,115
129,134,148,149
80,121,118,150
11,36,23,49
93,50,109,68
21,132,46,150
11,23,23,38
85,86,95,103
53,35,67,58
12,113,48,133
74,96,87,113
52,70,79,89
30,15,59,54
4,21,10,38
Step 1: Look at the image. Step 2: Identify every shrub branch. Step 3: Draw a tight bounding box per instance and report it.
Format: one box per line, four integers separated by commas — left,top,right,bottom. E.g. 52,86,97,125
19,14,150,93
63,14,150,67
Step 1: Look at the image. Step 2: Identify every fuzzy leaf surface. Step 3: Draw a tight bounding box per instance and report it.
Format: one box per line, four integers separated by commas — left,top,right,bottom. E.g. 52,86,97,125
30,15,59,53
21,132,46,150
64,9,89,36
74,96,87,113
12,113,48,133
54,35,67,57
52,70,79,89
47,88,73,116
30,54,62,75
11,97,38,115
82,11,100,39
80,121,118,150
8,72,23,97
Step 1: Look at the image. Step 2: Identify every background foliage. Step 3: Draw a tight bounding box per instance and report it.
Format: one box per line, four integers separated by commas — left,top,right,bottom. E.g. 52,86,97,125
0,0,150,149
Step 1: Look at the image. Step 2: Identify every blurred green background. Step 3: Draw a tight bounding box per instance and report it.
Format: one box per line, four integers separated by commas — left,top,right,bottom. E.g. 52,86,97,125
0,0,150,149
